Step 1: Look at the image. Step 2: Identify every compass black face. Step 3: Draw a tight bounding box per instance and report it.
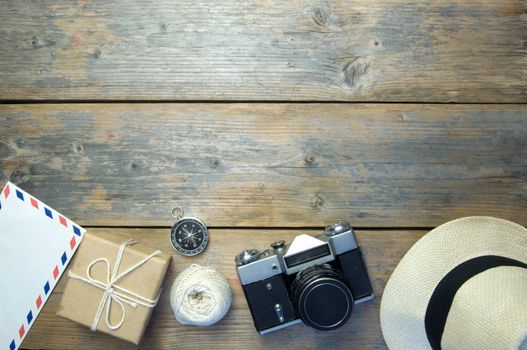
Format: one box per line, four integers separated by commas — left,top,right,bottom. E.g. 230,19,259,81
170,218,209,256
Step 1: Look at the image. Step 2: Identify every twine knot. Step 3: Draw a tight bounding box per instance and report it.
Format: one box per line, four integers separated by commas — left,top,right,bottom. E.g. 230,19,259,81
68,239,161,331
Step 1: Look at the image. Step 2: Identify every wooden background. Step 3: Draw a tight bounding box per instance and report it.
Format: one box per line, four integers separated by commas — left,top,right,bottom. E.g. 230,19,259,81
0,0,525,349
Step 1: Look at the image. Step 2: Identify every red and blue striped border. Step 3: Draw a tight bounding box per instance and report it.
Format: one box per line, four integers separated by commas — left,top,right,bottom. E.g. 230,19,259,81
1,184,83,350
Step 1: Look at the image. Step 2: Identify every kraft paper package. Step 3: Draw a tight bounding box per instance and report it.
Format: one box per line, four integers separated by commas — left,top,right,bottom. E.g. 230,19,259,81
57,232,171,345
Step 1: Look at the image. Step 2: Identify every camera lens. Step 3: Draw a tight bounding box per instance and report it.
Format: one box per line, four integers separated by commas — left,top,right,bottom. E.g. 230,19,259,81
291,264,354,331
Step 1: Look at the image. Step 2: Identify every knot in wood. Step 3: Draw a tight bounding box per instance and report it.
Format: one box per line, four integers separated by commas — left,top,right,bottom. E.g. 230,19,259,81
312,8,330,27
341,57,370,90
31,36,56,49
310,193,325,209
210,158,220,169
304,152,316,164
73,142,84,153
9,170,30,185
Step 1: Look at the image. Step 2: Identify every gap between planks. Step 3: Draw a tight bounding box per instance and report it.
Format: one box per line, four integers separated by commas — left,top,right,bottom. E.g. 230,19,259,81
1,100,527,105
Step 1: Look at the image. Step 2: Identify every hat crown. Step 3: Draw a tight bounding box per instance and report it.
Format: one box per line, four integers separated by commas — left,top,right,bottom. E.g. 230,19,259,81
442,266,527,349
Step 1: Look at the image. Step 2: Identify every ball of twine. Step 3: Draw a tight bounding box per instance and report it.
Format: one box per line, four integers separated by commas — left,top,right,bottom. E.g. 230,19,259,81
170,264,232,326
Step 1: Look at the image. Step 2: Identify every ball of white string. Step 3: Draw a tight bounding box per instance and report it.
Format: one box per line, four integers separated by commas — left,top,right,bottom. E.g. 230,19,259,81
170,264,232,326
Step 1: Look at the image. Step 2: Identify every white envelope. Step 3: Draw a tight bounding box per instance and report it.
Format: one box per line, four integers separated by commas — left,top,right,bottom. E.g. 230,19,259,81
0,182,85,350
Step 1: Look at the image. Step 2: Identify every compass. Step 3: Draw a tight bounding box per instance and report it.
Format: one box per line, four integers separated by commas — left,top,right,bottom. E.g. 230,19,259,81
170,207,209,256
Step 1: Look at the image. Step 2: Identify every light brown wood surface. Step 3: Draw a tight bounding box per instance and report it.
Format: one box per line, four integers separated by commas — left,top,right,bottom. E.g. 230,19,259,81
0,1,525,102
22,228,425,350
1,103,526,228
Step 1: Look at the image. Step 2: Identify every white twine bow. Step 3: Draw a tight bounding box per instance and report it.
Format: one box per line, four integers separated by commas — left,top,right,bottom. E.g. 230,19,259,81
67,239,162,332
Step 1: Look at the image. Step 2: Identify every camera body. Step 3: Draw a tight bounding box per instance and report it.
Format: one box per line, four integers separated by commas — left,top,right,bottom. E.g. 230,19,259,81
235,221,374,334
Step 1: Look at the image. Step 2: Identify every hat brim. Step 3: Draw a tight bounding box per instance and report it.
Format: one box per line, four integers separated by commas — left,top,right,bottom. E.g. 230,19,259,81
380,217,527,350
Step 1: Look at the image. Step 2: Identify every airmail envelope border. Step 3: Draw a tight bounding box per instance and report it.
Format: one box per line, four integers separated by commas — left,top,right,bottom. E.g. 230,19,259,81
0,182,86,350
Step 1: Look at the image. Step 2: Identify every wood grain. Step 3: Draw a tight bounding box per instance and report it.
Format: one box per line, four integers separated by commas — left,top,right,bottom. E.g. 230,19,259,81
1,103,526,228
22,228,425,349
0,1,525,102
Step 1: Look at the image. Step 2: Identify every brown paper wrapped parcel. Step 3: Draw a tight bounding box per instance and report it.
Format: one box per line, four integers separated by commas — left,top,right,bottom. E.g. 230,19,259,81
57,232,171,345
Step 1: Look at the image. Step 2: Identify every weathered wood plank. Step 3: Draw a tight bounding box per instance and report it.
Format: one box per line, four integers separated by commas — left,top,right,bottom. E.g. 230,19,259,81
1,103,526,227
0,1,525,102
22,228,425,349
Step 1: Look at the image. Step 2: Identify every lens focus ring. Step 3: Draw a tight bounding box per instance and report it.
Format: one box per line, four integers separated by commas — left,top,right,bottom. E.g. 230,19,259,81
291,264,354,331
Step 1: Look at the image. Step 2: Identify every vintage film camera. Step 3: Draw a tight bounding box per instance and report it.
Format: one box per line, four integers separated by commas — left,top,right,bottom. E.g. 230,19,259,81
235,221,374,334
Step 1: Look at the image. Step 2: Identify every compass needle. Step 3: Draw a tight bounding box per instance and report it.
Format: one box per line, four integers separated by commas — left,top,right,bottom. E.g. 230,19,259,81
170,214,209,256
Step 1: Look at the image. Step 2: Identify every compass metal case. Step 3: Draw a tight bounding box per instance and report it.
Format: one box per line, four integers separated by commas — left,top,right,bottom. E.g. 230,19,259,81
170,217,209,256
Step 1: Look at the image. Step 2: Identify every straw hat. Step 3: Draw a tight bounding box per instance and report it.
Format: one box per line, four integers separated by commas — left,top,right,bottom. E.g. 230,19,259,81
380,217,527,350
